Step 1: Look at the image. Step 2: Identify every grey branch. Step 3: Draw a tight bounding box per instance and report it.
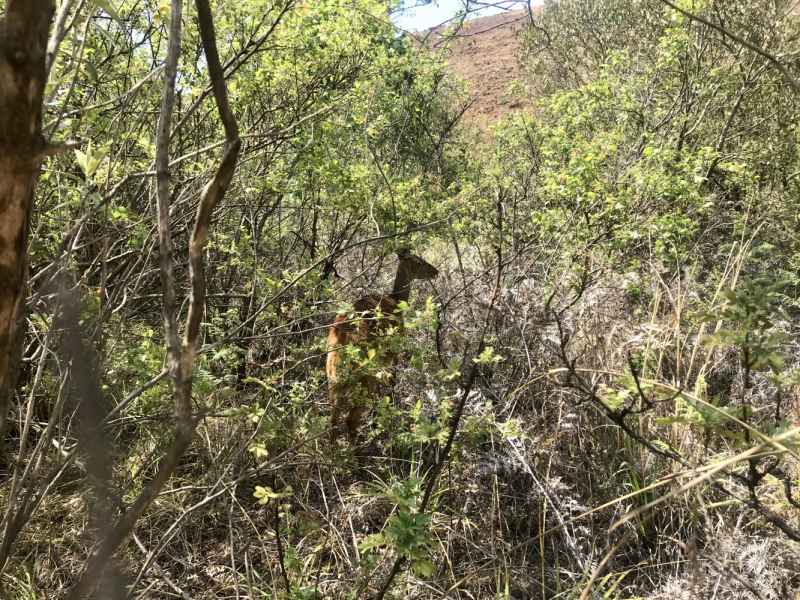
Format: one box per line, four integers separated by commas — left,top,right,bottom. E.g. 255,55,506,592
657,0,800,94
63,0,243,594
32,138,84,163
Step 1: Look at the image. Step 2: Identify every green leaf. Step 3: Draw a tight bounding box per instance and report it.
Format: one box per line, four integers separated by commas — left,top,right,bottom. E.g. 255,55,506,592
248,441,269,458
224,406,250,419
82,59,99,81
46,69,73,94
253,485,280,504
75,149,88,175
242,377,276,392
89,0,123,27
91,20,117,49
720,429,748,448
86,144,109,177
358,533,385,554
473,346,502,364
412,559,437,577
337,301,355,316
651,440,674,453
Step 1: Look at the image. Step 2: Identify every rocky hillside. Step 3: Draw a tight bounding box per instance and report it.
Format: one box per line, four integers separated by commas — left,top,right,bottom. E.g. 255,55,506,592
415,8,534,123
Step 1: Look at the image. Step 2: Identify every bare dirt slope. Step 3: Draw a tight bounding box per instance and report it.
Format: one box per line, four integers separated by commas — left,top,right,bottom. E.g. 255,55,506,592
414,9,534,124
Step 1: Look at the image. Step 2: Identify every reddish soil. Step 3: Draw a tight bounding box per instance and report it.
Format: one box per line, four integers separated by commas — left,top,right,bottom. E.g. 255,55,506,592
414,9,536,124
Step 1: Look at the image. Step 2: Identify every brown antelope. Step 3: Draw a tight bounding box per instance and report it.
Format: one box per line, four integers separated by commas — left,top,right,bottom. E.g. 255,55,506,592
326,249,438,449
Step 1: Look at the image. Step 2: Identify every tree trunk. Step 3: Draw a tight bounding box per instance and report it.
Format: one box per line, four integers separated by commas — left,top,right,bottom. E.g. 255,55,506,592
0,0,56,432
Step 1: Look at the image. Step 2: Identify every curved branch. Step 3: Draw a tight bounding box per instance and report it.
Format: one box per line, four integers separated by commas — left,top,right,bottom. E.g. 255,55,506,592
657,0,800,94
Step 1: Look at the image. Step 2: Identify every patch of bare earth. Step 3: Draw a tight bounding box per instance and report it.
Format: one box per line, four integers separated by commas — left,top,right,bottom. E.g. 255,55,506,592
414,8,537,124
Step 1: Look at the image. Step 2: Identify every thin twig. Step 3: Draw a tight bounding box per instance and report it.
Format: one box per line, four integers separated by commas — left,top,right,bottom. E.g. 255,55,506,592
374,192,506,599
657,0,800,93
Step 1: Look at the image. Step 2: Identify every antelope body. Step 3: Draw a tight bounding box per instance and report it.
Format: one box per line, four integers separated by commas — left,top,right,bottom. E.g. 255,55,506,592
326,249,438,448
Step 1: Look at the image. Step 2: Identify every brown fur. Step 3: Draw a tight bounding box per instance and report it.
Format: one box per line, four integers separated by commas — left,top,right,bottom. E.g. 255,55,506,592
326,295,402,446
325,249,438,451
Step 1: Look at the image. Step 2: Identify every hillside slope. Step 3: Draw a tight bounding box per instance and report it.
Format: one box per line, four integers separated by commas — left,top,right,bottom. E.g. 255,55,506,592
414,9,533,123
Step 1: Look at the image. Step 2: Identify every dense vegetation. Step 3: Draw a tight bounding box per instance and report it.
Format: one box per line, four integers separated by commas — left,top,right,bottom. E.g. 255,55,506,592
1,0,800,598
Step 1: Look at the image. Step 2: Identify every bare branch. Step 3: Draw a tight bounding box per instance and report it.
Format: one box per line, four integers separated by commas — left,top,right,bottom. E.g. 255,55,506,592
64,0,244,592
657,0,800,94
44,0,78,80
64,413,203,600
32,138,85,163
176,0,242,419
154,0,184,403
374,193,506,600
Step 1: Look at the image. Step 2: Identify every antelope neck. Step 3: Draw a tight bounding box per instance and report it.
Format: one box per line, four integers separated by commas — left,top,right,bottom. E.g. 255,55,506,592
388,260,414,304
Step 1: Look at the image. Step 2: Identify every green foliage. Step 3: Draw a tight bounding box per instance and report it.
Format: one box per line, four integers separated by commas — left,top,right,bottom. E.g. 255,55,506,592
473,346,503,364
254,485,292,505
16,0,800,596
700,278,791,373
436,356,463,381
359,510,439,578
359,476,439,577
462,401,522,445
655,393,750,438
369,476,424,512
74,141,111,181
762,419,800,456
397,399,449,446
